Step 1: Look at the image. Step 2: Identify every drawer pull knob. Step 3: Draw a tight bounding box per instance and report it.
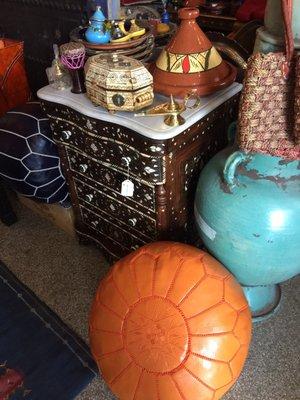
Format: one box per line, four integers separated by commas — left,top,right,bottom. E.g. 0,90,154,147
150,146,162,152
86,120,93,130
144,166,155,174
85,194,93,202
129,218,137,227
79,164,88,173
62,130,72,140
121,156,131,167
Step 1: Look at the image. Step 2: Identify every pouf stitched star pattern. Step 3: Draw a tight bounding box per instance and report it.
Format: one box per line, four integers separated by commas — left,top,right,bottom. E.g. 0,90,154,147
0,101,69,204
89,242,252,400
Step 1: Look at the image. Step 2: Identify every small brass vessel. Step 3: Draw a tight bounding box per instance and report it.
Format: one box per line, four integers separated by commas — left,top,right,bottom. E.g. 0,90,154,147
135,95,186,127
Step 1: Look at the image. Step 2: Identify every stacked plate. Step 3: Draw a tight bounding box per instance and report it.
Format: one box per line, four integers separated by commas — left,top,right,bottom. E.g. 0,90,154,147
69,26,155,63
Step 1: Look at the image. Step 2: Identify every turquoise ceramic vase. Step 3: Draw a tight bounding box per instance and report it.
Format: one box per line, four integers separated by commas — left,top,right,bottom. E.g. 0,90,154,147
85,6,111,45
194,145,300,320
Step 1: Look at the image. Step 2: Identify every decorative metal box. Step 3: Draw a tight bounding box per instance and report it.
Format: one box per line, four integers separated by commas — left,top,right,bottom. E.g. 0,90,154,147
84,54,154,112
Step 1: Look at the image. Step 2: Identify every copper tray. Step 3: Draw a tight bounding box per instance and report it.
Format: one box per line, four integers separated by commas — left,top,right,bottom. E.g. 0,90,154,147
70,26,153,50
85,41,154,61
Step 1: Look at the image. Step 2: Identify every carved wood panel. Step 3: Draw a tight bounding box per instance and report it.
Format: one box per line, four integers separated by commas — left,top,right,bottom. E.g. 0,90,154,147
49,115,165,184
80,205,147,250
66,148,156,211
75,178,157,239
163,94,240,243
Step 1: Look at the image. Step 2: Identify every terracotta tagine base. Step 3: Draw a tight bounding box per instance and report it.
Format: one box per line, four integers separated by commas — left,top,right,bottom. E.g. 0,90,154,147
152,7,237,98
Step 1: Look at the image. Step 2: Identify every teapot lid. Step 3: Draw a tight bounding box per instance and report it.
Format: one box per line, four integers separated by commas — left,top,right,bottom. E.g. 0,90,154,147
90,6,106,22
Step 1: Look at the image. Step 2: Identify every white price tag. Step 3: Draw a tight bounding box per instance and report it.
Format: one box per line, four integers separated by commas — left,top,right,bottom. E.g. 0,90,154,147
121,179,134,197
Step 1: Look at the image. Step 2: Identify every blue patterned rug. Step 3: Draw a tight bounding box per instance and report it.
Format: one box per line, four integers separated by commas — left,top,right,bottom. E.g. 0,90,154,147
0,260,98,400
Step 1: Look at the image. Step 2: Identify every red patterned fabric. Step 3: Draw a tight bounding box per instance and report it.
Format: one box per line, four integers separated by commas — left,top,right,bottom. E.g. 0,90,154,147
0,39,30,117
235,0,267,22
0,365,25,399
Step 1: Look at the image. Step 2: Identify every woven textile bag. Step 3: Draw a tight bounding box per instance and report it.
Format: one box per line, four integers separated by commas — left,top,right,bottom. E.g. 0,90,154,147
296,57,300,145
238,0,300,159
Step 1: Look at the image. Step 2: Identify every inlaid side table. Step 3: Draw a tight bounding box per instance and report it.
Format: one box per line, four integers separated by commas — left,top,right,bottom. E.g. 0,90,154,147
38,83,242,262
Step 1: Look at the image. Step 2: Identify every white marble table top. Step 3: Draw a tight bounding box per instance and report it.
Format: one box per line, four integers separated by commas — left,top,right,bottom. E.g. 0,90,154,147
37,82,242,140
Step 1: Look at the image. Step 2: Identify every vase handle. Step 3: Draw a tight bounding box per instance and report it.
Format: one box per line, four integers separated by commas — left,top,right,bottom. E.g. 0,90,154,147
223,151,250,187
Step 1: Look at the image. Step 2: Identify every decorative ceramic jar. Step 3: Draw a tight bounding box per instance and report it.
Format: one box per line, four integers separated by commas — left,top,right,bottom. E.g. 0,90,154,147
85,6,111,45
254,0,300,53
194,145,300,320
151,7,236,98
59,42,86,94
84,53,154,112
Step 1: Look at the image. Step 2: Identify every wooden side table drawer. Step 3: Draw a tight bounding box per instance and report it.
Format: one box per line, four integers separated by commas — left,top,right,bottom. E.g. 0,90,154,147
49,118,86,149
44,103,166,155
67,143,165,185
49,116,165,184
80,206,148,251
67,148,156,211
75,178,157,239
84,135,165,184
72,172,156,216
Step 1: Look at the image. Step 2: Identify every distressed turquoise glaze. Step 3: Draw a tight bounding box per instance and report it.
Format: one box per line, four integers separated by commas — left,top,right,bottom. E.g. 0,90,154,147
194,146,300,287
85,6,111,45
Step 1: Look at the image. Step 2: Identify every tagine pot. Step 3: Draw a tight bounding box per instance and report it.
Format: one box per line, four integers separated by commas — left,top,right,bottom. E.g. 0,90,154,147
194,145,300,321
152,7,236,98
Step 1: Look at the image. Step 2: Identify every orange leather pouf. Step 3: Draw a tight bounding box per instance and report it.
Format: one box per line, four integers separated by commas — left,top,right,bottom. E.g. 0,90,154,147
89,242,252,400
0,39,30,116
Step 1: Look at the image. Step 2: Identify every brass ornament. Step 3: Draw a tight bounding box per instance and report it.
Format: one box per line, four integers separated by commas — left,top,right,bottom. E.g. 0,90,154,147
135,95,185,127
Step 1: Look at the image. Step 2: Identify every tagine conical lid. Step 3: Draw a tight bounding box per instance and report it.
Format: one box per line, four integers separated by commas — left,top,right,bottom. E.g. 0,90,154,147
152,7,237,98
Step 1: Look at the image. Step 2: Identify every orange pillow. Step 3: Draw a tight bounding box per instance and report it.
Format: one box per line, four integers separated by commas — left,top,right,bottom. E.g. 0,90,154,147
90,242,252,400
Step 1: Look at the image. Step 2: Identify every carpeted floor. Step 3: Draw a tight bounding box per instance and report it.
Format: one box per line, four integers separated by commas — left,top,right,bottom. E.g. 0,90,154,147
0,202,299,400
